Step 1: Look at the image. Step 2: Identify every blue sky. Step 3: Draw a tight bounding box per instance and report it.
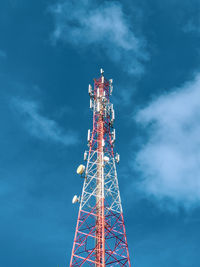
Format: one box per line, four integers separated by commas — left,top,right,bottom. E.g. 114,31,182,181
1,0,200,266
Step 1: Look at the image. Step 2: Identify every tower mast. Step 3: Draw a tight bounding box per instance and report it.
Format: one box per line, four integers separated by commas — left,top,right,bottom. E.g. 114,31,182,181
70,69,131,266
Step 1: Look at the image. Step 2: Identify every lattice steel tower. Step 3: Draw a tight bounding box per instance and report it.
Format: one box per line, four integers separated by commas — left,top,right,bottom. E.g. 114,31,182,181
70,69,131,266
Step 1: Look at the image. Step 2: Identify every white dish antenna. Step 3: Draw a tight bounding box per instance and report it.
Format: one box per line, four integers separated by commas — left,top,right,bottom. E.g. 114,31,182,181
77,164,85,175
104,156,109,162
72,195,80,204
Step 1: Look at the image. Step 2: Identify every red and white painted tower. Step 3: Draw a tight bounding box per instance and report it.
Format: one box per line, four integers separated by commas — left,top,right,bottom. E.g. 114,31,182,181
70,69,131,266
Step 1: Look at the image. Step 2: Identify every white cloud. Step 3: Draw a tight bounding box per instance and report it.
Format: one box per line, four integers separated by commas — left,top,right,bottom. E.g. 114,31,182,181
0,50,6,58
183,20,200,33
13,98,78,146
49,0,148,75
135,73,200,209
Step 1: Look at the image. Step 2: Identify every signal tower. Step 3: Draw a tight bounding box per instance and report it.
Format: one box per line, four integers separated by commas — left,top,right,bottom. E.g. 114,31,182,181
70,69,131,266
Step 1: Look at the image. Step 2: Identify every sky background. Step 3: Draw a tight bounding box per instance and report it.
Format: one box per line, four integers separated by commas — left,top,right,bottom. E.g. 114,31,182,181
1,0,200,266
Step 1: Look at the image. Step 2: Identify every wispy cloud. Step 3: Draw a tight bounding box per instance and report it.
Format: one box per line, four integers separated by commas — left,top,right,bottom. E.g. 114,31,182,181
183,20,200,33
49,0,148,75
182,5,200,34
0,49,6,59
134,73,200,209
12,98,78,146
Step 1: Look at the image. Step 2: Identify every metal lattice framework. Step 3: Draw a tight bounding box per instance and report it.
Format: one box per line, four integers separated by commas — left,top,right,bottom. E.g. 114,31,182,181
70,70,131,266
